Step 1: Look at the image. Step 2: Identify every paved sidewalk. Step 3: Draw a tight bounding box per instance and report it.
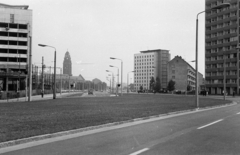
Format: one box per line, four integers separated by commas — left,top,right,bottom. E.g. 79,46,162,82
0,92,83,103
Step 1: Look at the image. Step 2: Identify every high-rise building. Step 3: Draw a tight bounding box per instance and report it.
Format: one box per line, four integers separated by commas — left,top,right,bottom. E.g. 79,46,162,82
205,0,238,95
63,51,72,76
0,3,32,92
134,49,170,91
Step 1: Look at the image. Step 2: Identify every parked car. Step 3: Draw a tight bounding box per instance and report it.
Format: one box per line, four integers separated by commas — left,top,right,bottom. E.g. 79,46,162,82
88,89,93,95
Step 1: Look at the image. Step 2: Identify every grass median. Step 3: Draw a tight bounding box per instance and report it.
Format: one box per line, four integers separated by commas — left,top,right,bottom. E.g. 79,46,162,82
0,94,230,143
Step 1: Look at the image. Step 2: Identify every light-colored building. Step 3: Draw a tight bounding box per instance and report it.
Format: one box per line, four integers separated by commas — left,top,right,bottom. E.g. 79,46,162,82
167,56,203,92
0,3,32,92
134,49,170,91
205,0,238,95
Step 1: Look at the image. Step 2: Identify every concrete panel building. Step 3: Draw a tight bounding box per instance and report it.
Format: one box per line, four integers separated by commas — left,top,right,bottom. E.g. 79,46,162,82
0,3,32,92
205,0,238,95
134,49,170,91
167,56,203,92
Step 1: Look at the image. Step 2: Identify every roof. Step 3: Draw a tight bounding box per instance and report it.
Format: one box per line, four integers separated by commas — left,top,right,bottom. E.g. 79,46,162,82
169,56,203,76
0,3,29,10
140,49,169,54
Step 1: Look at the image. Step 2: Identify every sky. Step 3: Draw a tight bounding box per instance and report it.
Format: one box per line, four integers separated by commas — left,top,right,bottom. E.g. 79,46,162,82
3,0,205,84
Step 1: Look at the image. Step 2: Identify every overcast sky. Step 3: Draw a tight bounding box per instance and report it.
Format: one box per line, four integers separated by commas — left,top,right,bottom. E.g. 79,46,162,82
3,0,205,84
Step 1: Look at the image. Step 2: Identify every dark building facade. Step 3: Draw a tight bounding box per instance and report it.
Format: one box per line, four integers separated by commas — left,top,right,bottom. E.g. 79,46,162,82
205,0,238,95
63,51,72,76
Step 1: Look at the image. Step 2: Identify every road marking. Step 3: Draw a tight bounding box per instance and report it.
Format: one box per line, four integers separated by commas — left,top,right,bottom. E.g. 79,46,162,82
130,148,149,155
237,112,240,115
197,119,223,129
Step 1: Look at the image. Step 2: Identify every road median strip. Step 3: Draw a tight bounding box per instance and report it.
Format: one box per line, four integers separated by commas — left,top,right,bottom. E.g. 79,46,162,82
0,101,236,149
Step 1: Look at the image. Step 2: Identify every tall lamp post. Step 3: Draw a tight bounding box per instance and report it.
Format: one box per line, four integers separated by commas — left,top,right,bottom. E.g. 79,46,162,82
38,44,57,99
106,70,114,93
195,3,230,109
110,57,123,96
127,71,135,93
106,76,111,93
110,65,119,96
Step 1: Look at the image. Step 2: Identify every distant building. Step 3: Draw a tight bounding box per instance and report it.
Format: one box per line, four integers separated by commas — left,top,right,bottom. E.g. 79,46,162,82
167,56,203,91
63,51,72,76
134,49,170,91
0,3,32,92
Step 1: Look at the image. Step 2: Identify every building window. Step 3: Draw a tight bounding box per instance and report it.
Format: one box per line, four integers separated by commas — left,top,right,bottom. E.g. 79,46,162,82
10,14,14,23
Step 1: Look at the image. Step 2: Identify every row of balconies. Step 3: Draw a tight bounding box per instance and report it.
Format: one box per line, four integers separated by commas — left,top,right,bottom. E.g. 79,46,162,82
206,29,237,39
206,23,237,35
206,20,237,30
206,11,237,23
206,63,237,68
205,41,238,50
206,1,237,17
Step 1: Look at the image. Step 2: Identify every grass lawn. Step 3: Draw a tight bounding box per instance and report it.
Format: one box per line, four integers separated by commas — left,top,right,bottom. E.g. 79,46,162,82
0,94,230,143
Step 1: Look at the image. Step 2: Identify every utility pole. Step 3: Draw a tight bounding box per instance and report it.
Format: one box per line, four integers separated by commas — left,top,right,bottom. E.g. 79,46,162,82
224,58,226,100
42,57,44,97
28,36,32,101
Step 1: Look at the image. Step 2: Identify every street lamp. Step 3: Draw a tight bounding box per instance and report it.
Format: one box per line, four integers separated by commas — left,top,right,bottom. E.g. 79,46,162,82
127,71,135,93
106,70,114,94
110,65,119,96
195,3,230,109
106,76,111,93
110,57,123,96
38,44,57,99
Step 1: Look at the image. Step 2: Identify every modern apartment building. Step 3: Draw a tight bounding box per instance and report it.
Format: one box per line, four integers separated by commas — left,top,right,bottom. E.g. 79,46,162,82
167,56,203,92
0,3,32,92
63,51,72,76
205,0,238,95
134,49,170,91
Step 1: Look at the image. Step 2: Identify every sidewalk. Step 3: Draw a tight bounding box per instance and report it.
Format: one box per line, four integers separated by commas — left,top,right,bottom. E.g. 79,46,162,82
0,92,83,103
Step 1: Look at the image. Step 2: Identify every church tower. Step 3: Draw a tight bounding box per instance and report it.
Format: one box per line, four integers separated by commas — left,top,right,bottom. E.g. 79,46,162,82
63,51,72,76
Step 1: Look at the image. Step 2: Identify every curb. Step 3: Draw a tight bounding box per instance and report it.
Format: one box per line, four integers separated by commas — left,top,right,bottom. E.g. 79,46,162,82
0,101,237,149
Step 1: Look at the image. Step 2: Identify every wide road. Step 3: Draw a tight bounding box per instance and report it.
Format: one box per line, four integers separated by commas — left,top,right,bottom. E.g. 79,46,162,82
1,103,240,155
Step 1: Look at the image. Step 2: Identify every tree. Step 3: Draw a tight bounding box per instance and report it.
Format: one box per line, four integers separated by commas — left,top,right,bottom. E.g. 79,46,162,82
149,76,155,91
154,77,161,92
187,84,191,91
167,80,175,92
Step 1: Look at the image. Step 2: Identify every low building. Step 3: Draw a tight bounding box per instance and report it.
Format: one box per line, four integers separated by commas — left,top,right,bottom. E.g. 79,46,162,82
167,56,204,92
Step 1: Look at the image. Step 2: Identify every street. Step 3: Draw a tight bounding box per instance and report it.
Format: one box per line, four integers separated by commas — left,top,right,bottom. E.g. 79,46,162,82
1,102,239,155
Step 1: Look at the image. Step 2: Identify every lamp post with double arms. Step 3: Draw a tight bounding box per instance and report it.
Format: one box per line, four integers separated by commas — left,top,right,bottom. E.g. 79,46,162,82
195,3,230,109
106,70,114,93
110,65,119,96
110,57,123,96
38,44,57,99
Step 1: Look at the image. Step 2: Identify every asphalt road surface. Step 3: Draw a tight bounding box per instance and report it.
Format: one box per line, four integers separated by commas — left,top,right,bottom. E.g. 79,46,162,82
1,103,240,155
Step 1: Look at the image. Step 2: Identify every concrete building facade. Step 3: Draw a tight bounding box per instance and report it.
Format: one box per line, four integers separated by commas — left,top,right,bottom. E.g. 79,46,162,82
63,51,72,76
134,49,170,91
205,0,238,95
0,3,32,92
167,56,203,92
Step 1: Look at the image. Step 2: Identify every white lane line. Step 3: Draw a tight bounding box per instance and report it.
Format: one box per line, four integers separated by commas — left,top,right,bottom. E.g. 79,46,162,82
129,148,149,155
237,112,240,115
197,119,223,130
